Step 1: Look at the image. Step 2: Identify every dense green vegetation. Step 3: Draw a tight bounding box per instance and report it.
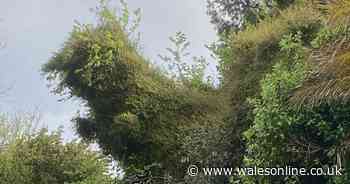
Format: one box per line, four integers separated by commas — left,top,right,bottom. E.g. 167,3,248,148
0,113,116,184
1,0,350,183
0,131,113,184
42,4,227,180
43,0,350,183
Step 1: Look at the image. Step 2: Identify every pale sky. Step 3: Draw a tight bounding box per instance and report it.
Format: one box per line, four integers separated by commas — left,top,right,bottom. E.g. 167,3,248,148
0,0,217,140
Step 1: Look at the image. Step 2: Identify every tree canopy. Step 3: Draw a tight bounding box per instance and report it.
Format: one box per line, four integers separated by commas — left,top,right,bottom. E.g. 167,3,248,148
0,117,114,184
42,0,350,183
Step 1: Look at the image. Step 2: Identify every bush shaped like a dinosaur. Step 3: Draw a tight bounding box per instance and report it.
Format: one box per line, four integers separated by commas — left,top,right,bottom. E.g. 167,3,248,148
43,1,350,183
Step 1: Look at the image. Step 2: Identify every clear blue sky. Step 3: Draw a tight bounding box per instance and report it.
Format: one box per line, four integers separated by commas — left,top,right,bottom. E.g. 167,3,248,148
0,0,217,140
